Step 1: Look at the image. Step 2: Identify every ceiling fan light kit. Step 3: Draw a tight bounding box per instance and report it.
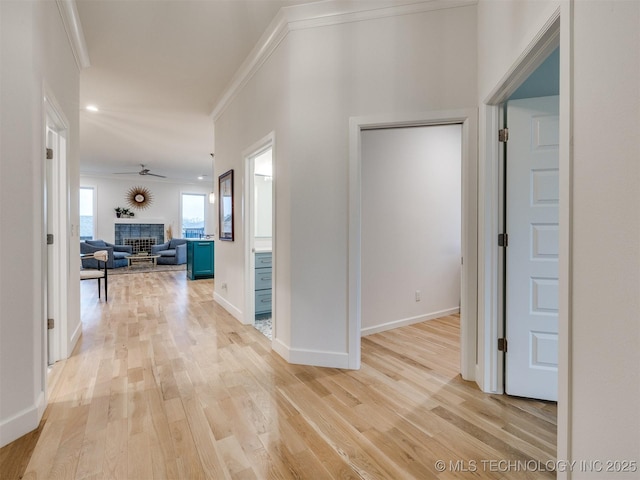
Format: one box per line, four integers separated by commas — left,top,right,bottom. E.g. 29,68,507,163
114,164,166,178
209,152,215,203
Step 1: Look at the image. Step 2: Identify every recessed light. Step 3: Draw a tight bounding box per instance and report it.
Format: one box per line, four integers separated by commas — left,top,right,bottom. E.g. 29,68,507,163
86,105,99,112
198,176,204,180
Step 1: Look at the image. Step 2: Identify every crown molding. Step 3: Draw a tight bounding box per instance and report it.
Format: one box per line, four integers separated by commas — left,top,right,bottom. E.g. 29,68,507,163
210,0,477,122
286,0,476,31
210,9,290,122
56,0,90,70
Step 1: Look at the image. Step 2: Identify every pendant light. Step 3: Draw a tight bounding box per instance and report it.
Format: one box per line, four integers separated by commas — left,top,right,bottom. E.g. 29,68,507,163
209,153,216,204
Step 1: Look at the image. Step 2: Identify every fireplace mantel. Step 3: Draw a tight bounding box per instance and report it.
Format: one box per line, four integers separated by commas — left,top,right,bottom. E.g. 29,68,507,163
114,218,165,224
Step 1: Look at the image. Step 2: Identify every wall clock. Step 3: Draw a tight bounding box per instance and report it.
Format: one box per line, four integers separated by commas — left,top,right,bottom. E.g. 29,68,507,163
126,186,153,209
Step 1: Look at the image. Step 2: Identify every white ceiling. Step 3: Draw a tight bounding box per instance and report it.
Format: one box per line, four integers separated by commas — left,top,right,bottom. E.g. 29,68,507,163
77,0,318,184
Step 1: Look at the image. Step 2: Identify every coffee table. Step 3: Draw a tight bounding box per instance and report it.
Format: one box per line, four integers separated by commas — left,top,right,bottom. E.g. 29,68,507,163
127,254,161,269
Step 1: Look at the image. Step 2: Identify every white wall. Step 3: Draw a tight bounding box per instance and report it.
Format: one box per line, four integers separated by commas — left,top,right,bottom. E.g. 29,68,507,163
213,38,290,333
214,4,477,366
477,0,561,100
255,176,272,238
570,1,639,475
361,125,461,335
478,0,640,476
0,0,81,446
80,175,216,242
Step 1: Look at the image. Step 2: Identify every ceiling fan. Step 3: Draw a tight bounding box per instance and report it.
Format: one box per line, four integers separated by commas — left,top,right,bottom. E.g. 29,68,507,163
113,164,166,178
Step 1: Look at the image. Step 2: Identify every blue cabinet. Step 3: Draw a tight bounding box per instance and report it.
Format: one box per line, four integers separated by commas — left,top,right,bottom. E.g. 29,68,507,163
255,252,272,315
187,240,214,280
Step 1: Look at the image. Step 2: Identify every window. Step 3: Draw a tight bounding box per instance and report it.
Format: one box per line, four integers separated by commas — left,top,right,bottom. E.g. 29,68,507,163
79,187,95,241
182,193,206,238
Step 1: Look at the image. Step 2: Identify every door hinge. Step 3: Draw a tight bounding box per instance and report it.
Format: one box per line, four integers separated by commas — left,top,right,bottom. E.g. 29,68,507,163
46,148,53,160
498,337,507,352
47,233,54,245
498,128,509,143
498,233,508,247
47,318,55,330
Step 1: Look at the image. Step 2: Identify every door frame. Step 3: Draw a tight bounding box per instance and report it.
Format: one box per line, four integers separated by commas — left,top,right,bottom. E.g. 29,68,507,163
243,132,276,330
42,89,70,369
349,109,478,375
478,4,572,473
480,7,560,393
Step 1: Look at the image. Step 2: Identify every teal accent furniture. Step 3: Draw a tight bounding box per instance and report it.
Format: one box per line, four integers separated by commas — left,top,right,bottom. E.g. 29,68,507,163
255,252,272,315
186,239,214,280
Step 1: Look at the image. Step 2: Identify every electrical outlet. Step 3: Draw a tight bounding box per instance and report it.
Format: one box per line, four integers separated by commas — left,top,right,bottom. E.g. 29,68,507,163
415,290,421,302
221,282,228,290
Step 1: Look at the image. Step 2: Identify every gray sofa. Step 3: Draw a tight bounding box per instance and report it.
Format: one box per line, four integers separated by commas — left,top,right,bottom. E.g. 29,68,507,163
151,238,187,265
81,240,133,269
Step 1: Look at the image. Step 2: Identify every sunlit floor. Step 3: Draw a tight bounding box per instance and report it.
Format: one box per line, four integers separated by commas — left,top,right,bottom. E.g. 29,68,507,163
3,270,556,479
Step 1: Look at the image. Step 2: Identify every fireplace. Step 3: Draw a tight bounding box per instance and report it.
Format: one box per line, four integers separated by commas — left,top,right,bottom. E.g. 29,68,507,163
115,223,164,252
124,237,157,254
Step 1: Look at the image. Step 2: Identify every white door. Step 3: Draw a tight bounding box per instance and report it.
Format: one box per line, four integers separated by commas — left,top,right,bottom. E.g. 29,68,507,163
505,95,559,401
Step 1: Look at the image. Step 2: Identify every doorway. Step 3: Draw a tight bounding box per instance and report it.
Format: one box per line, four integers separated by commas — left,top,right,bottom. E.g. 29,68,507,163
478,11,563,397
44,97,70,366
495,45,560,401
360,125,462,338
244,135,275,339
349,110,478,373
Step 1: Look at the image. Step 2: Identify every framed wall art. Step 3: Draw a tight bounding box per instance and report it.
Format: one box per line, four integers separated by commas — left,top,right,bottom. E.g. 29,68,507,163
126,185,153,209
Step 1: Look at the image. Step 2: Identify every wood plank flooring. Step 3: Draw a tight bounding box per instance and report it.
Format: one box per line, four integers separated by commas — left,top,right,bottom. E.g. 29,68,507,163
2,271,556,479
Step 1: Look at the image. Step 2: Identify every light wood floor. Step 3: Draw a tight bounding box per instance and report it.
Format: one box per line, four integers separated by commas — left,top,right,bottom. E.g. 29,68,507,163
2,271,556,479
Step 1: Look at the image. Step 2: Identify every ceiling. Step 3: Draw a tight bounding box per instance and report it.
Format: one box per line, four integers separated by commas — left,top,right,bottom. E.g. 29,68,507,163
77,0,318,184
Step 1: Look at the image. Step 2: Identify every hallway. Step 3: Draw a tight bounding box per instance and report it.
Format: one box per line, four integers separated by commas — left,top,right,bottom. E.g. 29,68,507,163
3,271,556,479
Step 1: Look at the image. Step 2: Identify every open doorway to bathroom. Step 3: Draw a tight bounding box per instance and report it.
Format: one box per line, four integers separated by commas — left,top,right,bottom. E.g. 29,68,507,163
246,144,273,339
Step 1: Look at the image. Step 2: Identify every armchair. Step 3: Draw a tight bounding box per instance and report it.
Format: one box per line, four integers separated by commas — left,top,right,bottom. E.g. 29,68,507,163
80,250,108,301
81,240,132,269
151,238,187,265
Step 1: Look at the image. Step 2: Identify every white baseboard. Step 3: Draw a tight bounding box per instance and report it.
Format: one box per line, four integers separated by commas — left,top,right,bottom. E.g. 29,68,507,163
271,338,289,361
213,292,246,324
361,307,460,337
68,320,82,355
0,392,44,448
272,338,351,369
